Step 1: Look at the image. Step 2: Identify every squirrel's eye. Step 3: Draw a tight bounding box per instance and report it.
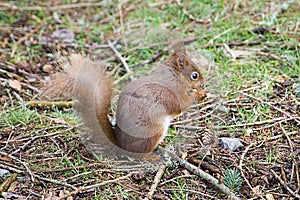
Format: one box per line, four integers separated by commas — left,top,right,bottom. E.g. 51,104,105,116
191,71,199,80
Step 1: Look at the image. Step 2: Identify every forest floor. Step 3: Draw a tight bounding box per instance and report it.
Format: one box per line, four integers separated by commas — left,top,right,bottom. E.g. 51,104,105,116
0,0,299,199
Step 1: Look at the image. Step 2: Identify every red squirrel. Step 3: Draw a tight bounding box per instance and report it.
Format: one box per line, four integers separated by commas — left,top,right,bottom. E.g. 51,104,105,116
42,49,206,158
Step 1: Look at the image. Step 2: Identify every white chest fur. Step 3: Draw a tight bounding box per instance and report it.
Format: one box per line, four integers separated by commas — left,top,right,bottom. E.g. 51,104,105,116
158,116,173,144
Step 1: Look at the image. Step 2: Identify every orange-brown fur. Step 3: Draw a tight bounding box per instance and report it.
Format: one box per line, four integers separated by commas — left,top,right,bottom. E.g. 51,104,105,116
42,51,206,158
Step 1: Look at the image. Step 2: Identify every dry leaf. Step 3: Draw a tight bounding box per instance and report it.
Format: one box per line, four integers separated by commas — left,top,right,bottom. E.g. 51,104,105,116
251,185,263,196
231,49,255,58
182,169,191,176
0,173,17,192
274,75,286,84
8,79,21,90
46,116,69,125
42,64,55,73
265,193,275,200
0,155,12,162
181,152,187,159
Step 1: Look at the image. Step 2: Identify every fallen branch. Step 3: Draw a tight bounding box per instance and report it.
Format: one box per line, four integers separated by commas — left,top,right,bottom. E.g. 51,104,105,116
58,172,134,199
0,77,39,94
238,143,255,194
207,27,239,46
26,100,75,109
0,173,17,192
239,92,300,125
168,151,240,200
223,43,236,60
172,125,206,131
107,40,130,73
146,165,166,199
280,124,300,190
0,2,106,11
214,116,299,129
0,125,75,144
0,162,77,190
270,169,300,199
34,174,77,190
0,151,35,182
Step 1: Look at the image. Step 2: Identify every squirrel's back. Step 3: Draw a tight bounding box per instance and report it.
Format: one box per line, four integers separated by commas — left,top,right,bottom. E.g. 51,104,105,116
42,51,206,158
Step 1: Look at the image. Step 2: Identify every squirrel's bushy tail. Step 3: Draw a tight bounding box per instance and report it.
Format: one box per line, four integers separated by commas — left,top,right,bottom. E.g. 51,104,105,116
42,54,115,149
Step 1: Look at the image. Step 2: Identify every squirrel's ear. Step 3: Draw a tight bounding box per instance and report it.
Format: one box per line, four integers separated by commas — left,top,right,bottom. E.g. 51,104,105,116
175,54,186,71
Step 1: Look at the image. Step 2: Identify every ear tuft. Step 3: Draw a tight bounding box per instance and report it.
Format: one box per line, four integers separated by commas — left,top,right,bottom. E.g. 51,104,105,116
177,54,186,69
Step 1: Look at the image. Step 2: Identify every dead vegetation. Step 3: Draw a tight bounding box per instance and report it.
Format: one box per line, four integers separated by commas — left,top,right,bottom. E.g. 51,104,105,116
0,0,299,199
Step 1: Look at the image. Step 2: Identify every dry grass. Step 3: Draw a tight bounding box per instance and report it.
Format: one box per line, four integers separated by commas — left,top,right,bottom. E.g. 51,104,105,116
0,0,299,199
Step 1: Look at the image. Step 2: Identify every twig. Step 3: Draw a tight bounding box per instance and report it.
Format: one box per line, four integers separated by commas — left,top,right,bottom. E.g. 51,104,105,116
0,62,41,81
207,27,239,46
0,151,35,182
239,92,300,125
0,173,17,192
181,159,240,199
20,81,40,93
0,162,76,190
12,91,23,101
11,22,47,57
296,160,300,192
173,125,206,131
279,123,293,151
0,2,106,11
258,51,294,68
168,151,240,200
223,41,262,47
270,169,300,199
0,163,23,174
107,40,131,73
1,129,14,150
36,164,113,176
266,131,298,142
58,172,134,199
280,124,300,189
0,125,76,144
294,18,299,33
238,143,255,193
11,138,33,155
34,174,77,190
26,100,74,109
223,43,236,59
0,77,39,94
175,0,208,24
118,0,125,37
231,85,262,95
147,165,166,199
215,116,299,129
